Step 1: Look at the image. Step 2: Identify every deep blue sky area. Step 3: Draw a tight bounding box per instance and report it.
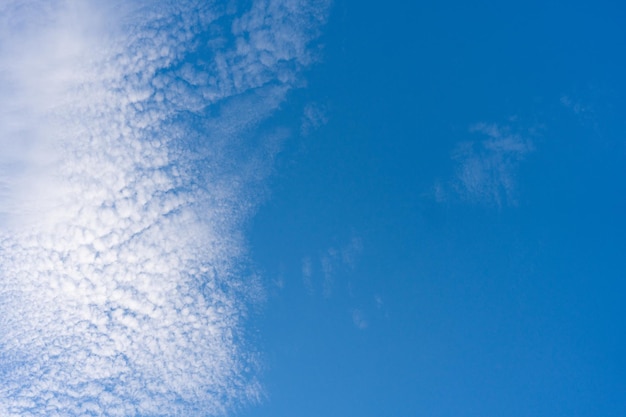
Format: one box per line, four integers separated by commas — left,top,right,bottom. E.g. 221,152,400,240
243,1,626,416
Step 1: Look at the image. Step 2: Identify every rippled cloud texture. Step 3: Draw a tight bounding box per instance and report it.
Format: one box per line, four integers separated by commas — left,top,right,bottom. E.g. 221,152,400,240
0,1,329,415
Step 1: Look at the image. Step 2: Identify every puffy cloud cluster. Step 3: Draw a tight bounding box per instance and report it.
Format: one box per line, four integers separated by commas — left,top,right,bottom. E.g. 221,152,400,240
0,0,329,416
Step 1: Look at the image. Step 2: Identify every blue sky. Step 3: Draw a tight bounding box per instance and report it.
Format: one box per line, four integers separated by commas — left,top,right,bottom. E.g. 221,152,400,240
0,1,625,416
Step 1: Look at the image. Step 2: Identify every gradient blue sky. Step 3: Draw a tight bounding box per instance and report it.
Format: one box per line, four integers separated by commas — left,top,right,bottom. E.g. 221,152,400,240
242,1,626,416
0,1,624,416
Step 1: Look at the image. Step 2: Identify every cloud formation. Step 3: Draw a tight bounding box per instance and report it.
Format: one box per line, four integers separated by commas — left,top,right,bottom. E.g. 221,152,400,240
351,309,368,330
300,102,328,135
0,1,329,416
436,122,534,207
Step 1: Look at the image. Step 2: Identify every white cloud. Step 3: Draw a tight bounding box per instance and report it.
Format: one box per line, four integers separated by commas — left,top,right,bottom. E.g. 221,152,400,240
560,95,591,115
0,1,329,416
301,102,329,135
320,247,338,298
437,122,534,207
340,236,363,269
302,236,363,299
302,256,314,295
351,309,368,330
374,294,384,309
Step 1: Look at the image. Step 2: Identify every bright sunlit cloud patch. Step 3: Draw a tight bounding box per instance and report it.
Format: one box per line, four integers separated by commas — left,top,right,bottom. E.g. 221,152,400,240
0,1,329,416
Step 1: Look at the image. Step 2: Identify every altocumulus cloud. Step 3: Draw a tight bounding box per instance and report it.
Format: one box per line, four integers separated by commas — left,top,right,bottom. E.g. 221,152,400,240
0,0,329,416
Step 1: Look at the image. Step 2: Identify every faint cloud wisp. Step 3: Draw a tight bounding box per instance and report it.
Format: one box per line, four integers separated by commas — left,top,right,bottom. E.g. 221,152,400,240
436,122,534,207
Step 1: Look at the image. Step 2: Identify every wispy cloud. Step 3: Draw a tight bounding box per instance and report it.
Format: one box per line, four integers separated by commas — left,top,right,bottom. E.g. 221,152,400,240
560,92,607,138
436,122,534,207
0,1,329,416
295,236,365,299
351,309,368,330
320,237,362,298
300,102,329,135
560,95,591,116
301,256,314,295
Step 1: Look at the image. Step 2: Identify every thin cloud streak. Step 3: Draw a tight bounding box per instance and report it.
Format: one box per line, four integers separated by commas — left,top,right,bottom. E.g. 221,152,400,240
0,1,329,416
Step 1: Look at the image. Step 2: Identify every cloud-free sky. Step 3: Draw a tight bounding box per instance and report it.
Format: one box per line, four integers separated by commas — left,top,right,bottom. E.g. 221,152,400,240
0,1,624,416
